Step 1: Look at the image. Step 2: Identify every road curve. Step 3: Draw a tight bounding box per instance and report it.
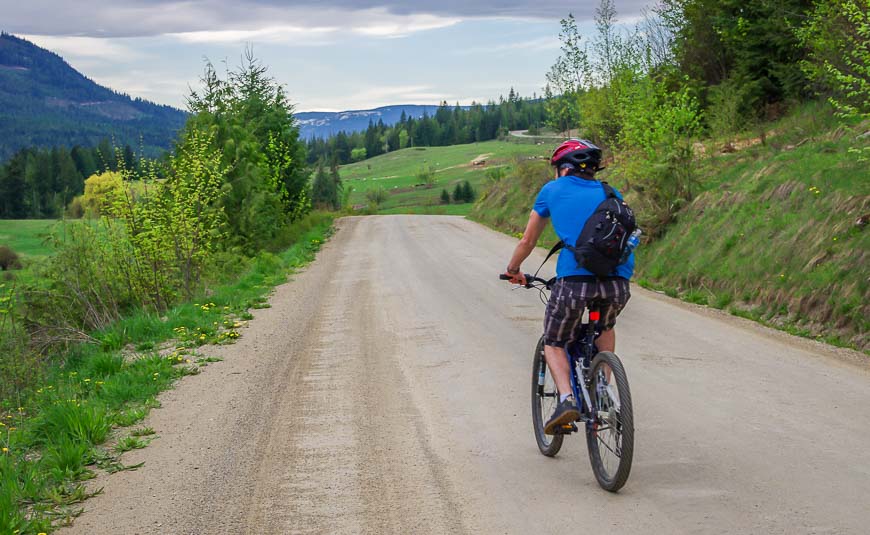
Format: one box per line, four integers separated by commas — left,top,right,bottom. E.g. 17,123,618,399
63,215,870,535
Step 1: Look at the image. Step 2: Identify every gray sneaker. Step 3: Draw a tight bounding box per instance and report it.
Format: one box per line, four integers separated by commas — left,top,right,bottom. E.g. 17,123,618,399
544,395,581,435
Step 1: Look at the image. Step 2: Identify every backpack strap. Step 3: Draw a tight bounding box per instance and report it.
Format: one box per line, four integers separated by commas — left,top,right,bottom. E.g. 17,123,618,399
532,239,564,278
600,181,618,199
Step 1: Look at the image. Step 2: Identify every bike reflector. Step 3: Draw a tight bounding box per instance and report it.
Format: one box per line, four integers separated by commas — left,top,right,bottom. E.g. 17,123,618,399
589,311,601,322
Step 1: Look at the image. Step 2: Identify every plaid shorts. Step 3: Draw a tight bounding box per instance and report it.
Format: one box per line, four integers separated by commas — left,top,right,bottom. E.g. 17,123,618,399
543,277,631,347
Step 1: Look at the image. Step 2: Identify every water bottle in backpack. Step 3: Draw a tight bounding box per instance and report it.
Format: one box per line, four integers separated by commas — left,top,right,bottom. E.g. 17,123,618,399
619,228,642,264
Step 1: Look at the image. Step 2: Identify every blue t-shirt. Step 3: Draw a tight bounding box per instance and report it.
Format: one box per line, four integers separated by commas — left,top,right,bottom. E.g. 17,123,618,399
533,176,634,280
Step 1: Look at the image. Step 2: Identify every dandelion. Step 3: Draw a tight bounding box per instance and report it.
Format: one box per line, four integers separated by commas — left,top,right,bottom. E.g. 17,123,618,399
84,378,91,383
2,448,8,453
0,422,5,427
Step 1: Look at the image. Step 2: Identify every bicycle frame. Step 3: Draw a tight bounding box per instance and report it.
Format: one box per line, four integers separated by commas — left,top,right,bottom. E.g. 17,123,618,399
565,309,601,429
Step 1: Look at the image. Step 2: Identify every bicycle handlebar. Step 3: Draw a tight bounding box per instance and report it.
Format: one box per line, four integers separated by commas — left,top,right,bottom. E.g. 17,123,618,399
499,273,553,289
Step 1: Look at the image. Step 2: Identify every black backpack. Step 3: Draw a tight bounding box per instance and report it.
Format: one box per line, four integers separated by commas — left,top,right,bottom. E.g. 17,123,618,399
543,182,637,278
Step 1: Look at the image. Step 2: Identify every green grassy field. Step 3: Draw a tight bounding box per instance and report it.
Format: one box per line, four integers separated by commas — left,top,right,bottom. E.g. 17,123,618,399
339,139,550,214
0,219,63,258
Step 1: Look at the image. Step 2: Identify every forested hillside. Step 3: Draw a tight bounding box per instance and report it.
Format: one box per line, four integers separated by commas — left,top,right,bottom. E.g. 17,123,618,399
306,91,546,164
0,33,185,159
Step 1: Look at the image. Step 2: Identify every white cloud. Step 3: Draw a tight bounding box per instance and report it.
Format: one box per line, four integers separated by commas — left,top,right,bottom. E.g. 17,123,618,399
170,25,339,44
21,35,143,61
351,10,462,38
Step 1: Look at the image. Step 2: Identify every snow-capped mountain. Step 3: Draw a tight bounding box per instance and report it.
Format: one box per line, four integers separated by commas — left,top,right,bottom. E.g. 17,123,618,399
296,105,443,139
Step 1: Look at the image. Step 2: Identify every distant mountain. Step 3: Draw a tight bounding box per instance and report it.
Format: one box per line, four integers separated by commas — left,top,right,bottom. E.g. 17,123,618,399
297,105,451,139
0,32,187,160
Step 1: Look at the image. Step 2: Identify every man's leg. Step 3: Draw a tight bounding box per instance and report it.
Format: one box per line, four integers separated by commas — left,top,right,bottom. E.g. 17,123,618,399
542,343,581,434
596,328,615,352
543,344,572,395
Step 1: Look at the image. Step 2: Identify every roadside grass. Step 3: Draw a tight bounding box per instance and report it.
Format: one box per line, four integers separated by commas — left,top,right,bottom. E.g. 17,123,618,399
470,102,869,352
635,104,869,351
339,140,549,212
0,213,334,533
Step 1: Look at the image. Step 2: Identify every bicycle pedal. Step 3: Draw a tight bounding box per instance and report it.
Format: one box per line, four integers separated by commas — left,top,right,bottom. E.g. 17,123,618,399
553,423,578,435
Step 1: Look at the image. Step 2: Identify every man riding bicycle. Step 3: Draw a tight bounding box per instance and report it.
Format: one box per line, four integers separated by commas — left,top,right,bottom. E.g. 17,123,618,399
502,139,634,435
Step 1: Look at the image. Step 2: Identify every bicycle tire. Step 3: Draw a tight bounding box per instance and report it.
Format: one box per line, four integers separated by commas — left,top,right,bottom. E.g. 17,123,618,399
585,351,634,492
531,336,563,456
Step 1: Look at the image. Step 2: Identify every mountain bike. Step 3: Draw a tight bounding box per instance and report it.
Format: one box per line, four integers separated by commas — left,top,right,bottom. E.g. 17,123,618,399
500,274,634,492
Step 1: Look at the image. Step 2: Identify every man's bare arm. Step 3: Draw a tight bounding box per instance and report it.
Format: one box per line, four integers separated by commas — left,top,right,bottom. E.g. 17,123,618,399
506,210,549,273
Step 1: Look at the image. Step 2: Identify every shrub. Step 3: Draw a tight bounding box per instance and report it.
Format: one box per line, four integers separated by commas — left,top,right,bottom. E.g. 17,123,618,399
440,189,450,204
77,171,125,218
0,246,21,270
365,187,388,208
486,166,507,183
417,165,436,188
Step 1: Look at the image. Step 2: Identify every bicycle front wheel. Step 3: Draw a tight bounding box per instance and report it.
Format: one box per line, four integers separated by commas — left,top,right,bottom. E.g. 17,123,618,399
531,336,563,456
585,351,634,492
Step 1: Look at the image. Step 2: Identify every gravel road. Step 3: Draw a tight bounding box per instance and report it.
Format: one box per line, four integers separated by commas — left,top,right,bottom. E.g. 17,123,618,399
63,215,870,535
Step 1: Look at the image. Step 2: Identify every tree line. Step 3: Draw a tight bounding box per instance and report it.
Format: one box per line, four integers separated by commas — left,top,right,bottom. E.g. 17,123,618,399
0,140,140,219
306,90,548,165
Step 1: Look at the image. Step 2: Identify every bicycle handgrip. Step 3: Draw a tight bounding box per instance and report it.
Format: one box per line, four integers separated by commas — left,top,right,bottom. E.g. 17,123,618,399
499,274,511,280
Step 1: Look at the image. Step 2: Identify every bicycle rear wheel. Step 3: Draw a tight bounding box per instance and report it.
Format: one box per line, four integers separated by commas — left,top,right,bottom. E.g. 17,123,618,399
531,336,563,456
585,351,634,492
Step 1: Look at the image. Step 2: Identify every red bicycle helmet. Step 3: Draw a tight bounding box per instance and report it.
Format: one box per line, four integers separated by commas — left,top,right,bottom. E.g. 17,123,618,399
550,138,602,172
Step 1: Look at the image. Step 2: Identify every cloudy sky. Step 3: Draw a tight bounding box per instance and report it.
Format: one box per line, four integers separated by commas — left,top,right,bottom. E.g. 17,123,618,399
4,0,653,112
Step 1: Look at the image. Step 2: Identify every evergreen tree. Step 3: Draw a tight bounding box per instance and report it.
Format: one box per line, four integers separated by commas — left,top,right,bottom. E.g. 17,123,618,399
452,182,464,203
461,181,476,203
183,50,308,251
440,188,450,204
329,159,343,209
310,160,336,209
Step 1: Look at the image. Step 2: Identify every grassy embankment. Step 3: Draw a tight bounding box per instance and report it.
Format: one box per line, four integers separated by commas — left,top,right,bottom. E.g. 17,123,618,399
0,213,333,533
339,139,549,215
471,104,869,352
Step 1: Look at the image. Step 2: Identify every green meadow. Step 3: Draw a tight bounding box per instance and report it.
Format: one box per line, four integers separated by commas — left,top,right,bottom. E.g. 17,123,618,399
339,139,551,214
0,219,62,259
